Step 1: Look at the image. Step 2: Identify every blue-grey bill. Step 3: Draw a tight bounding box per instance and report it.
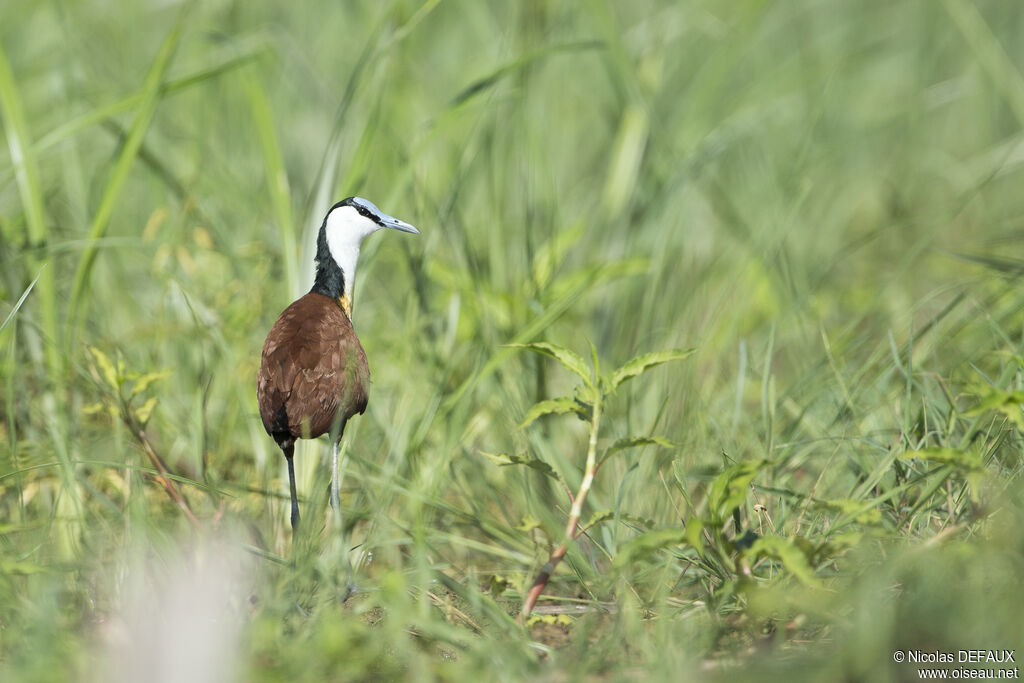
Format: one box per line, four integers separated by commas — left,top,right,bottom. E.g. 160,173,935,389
381,215,419,234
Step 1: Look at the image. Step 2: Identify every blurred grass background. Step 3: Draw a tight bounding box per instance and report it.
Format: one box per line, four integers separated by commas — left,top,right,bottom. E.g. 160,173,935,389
2,0,1024,680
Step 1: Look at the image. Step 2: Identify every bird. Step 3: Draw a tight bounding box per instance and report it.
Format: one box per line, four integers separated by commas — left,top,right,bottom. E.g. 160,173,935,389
257,197,419,531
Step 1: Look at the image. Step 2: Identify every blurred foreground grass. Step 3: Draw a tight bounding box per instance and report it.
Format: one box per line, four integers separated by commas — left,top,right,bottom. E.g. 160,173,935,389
2,0,1024,680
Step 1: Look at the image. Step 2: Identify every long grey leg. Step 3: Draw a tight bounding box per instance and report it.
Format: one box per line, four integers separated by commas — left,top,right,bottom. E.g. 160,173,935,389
330,439,341,515
285,444,299,530
329,416,348,518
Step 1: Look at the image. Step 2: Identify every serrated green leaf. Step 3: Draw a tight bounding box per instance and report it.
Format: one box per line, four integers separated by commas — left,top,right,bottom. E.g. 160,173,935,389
707,460,769,521
585,509,616,530
606,348,696,392
573,383,598,407
900,448,983,471
746,536,821,588
506,342,593,387
612,527,687,569
599,435,676,467
518,397,588,429
481,452,562,483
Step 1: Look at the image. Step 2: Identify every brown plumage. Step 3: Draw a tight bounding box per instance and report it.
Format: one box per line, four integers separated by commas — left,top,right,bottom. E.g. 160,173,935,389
257,292,369,448
256,197,418,531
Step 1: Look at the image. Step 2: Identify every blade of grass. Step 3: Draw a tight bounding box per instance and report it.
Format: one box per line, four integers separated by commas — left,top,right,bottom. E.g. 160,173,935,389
0,266,43,333
943,0,1024,128
33,36,269,155
67,9,188,333
243,72,298,298
0,43,81,529
0,44,61,382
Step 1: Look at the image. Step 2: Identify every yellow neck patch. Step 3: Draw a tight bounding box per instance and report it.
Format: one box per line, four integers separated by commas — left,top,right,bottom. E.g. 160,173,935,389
338,294,353,319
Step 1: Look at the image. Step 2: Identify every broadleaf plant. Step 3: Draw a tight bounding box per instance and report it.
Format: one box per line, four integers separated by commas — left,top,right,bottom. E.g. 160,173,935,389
504,341,695,622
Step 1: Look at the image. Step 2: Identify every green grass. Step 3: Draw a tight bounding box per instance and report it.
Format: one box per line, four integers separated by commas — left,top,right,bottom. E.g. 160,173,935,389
2,0,1024,680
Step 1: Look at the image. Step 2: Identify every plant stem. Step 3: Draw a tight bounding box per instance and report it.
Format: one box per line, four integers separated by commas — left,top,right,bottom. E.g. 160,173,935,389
120,397,199,527
519,394,601,622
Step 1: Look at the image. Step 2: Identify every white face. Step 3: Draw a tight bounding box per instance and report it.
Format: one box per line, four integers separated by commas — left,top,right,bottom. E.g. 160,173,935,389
323,199,419,269
324,204,383,264
320,199,418,305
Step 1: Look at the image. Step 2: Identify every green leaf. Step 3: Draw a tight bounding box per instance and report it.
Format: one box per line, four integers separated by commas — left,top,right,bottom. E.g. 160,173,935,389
134,396,159,425
707,460,769,521
684,517,704,553
82,402,111,417
613,527,687,569
88,346,121,390
599,435,676,467
515,515,541,533
606,348,696,392
129,369,171,397
746,536,821,588
518,397,589,429
487,574,512,598
506,342,593,387
965,389,1024,430
0,267,42,333
965,388,1024,414
900,448,983,471
481,452,562,483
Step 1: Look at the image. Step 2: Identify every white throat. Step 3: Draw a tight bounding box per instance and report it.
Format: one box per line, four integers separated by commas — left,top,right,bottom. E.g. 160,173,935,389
324,205,380,306
329,242,360,303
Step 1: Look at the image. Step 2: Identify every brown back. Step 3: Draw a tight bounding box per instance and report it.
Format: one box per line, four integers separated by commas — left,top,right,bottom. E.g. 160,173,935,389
257,292,369,444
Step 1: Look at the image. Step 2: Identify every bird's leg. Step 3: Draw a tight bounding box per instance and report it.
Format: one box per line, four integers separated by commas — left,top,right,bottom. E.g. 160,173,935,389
330,438,342,517
330,436,356,601
329,416,348,519
284,444,299,531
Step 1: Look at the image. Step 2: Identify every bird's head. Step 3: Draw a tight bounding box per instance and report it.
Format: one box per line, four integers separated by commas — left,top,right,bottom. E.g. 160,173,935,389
322,196,419,247
313,197,419,316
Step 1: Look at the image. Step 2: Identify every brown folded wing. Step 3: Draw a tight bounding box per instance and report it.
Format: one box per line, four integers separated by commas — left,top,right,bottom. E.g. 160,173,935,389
257,292,369,444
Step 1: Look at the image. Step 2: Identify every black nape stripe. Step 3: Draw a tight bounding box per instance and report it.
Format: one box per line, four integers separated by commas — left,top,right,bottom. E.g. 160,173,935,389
311,214,346,299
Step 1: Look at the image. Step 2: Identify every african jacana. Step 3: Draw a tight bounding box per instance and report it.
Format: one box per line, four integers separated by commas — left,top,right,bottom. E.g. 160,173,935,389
257,197,419,530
